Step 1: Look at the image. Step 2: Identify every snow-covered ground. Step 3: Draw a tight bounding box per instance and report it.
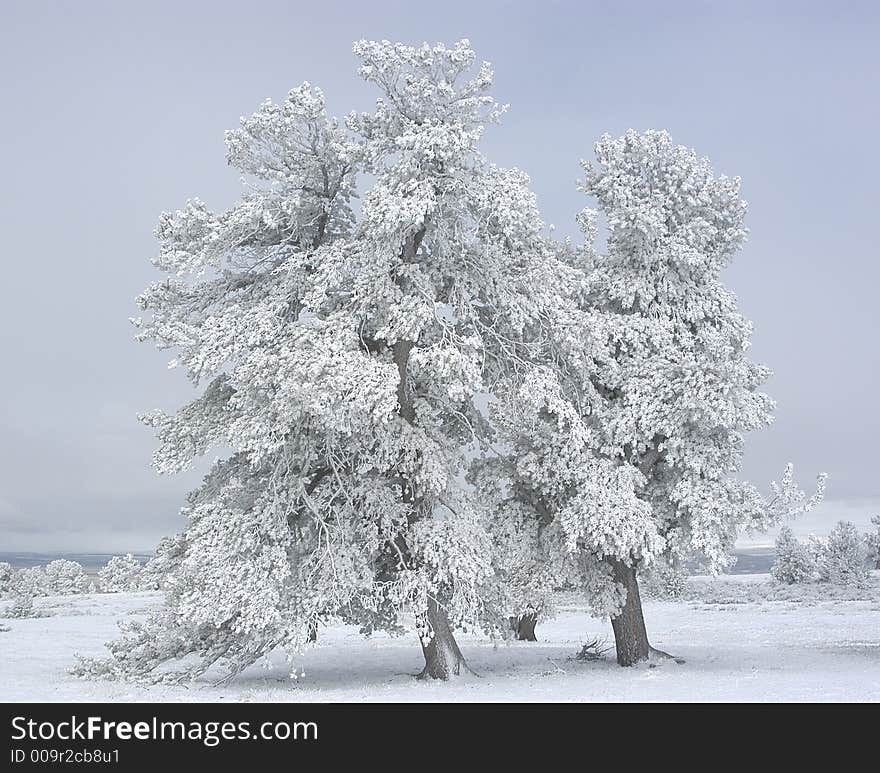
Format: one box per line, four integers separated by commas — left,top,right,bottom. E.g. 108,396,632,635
2,573,879,702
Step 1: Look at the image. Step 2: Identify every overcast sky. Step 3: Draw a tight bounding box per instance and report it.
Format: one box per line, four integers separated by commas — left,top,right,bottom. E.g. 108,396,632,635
1,0,878,551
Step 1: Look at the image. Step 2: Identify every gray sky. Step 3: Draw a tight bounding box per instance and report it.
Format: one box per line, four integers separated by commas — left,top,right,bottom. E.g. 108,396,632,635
1,0,878,551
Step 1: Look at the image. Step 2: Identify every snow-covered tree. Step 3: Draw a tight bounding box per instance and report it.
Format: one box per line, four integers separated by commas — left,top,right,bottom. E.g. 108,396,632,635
481,491,574,642
866,515,880,570
815,521,869,587
98,554,144,593
490,130,826,665
771,525,815,584
12,567,49,598
0,562,13,596
5,562,90,598
80,39,549,684
44,559,91,595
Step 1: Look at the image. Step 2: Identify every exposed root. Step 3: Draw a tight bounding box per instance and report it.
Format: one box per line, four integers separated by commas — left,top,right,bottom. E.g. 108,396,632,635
464,661,481,678
648,646,686,665
414,659,480,681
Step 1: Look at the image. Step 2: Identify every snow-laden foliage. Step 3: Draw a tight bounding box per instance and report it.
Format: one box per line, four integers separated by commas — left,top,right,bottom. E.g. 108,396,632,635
0,562,13,596
81,39,551,683
771,525,816,584
472,467,575,624
866,515,880,570
140,535,185,591
487,130,826,622
814,521,869,587
98,554,144,593
11,567,49,598
44,560,92,595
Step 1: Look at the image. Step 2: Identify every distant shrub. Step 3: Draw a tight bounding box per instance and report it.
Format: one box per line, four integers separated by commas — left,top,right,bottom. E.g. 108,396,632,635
641,563,687,599
44,560,91,595
98,554,144,592
771,525,816,584
815,521,869,587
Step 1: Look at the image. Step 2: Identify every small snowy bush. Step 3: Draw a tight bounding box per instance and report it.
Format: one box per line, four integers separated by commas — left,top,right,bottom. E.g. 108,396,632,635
771,525,816,584
640,563,688,599
44,560,91,595
98,554,144,592
815,521,869,587
2,594,37,619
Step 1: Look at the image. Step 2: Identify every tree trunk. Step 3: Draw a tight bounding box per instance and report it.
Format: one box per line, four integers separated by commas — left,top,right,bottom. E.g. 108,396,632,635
418,598,469,680
307,620,318,643
392,226,471,680
609,559,650,666
510,612,538,641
